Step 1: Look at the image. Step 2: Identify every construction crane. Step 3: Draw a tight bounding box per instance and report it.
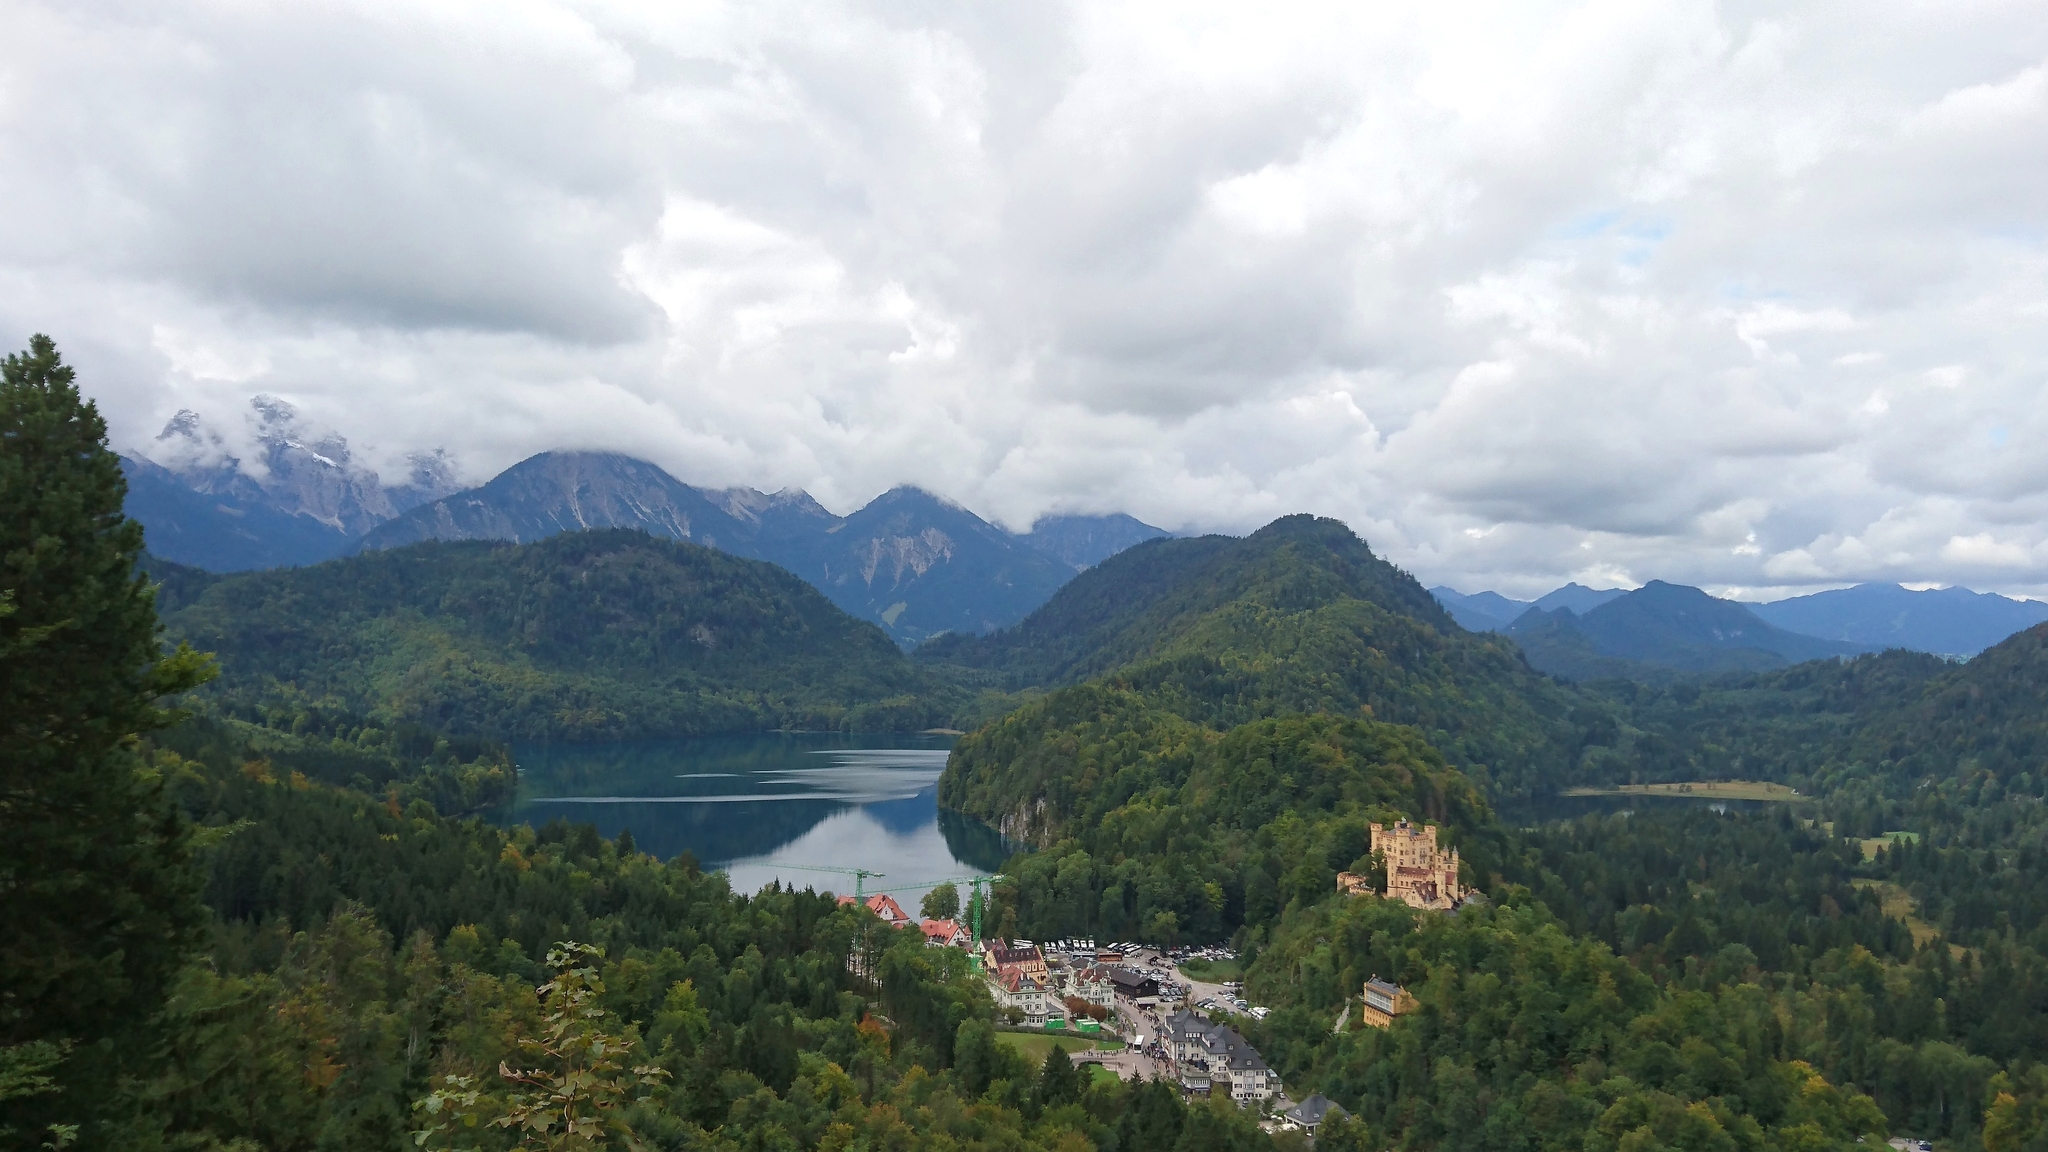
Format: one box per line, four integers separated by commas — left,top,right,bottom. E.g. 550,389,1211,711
776,865,886,899
869,874,1005,941
781,868,1006,941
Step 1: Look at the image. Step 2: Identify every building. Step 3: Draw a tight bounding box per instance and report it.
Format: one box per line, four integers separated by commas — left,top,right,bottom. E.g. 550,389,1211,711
1200,1027,1279,1103
1361,976,1416,1029
1161,1010,1281,1104
1056,959,1122,1004
990,965,1059,1025
1370,820,1465,910
983,942,1049,982
865,893,915,926
1281,1094,1349,1135
1105,966,1160,1002
1065,964,1118,1011
1335,871,1374,897
1162,1010,1213,1064
920,918,969,947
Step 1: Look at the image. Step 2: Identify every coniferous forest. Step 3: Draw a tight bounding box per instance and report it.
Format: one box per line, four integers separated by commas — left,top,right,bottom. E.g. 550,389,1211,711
11,333,2048,1151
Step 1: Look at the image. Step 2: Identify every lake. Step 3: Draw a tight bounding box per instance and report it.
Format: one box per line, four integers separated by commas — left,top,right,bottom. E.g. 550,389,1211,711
506,732,1014,908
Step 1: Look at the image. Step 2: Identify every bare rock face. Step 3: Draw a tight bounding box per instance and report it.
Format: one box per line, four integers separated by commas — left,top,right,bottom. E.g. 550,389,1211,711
359,451,754,552
148,398,461,535
128,398,462,570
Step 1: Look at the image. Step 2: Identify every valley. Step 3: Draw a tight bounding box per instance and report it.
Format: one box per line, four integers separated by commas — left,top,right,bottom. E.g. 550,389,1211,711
15,352,2048,1152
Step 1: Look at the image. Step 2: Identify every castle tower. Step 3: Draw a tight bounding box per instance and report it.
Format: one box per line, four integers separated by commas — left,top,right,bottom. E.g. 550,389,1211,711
1366,820,1465,911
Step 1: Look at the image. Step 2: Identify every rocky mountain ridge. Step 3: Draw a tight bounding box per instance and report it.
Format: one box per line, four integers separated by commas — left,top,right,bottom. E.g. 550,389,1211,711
126,433,1169,646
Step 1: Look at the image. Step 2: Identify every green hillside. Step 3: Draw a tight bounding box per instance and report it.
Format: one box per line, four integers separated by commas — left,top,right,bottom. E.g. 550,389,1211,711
920,517,1452,688
160,530,955,742
938,515,1601,812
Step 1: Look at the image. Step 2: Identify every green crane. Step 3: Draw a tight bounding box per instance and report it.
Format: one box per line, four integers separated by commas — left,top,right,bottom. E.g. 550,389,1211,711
777,864,886,899
780,869,1005,941
877,874,1004,942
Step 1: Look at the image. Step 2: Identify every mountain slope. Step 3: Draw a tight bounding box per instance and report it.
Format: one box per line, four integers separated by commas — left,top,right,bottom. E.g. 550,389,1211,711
357,454,1083,647
356,451,759,555
1750,582,2048,657
1428,582,1627,633
1509,580,1865,679
937,515,1598,822
1429,586,1531,631
1531,582,1628,615
914,533,1239,685
121,454,358,570
162,530,949,742
1015,513,1172,571
752,486,1075,648
143,399,460,537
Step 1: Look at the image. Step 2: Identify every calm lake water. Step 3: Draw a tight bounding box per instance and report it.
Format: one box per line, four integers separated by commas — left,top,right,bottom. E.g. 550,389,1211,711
506,732,1013,906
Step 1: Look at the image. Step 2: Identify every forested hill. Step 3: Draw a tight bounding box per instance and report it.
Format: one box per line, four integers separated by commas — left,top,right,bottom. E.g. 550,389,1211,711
157,529,956,742
935,514,1595,810
918,516,1449,687
1613,621,2048,801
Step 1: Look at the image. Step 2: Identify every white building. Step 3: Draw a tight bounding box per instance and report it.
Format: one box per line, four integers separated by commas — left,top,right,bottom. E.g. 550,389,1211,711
1064,964,1117,1011
1160,1009,1281,1104
989,965,1059,1026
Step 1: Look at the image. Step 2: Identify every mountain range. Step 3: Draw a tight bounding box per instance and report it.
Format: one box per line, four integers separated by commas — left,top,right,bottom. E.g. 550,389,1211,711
1433,576,2048,679
120,410,1170,646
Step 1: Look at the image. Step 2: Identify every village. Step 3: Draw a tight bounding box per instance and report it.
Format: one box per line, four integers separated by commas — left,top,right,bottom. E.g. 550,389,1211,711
837,819,1473,1139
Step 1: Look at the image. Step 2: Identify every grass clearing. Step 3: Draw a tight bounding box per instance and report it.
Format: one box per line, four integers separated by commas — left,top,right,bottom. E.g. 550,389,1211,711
1086,1063,1124,1086
1859,831,1922,860
1852,878,1940,948
1178,957,1243,983
1562,780,1807,802
995,1032,1123,1067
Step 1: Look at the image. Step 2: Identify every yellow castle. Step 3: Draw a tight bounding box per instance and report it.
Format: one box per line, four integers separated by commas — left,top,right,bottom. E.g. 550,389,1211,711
1335,820,1465,911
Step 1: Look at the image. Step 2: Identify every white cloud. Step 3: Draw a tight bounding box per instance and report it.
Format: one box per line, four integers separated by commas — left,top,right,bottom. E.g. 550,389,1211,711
3,1,2047,594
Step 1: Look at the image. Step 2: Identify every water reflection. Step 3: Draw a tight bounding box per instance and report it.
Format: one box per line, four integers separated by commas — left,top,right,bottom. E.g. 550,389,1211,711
507,733,1015,903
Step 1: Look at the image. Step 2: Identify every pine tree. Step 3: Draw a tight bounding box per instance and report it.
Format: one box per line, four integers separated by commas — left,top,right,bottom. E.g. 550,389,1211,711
1034,1043,1081,1110
0,335,215,1141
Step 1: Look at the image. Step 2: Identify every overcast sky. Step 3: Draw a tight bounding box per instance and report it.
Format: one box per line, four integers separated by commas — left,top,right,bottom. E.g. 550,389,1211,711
4,1,2046,599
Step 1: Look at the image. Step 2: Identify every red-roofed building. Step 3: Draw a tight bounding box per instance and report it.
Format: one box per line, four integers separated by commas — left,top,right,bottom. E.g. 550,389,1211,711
920,918,969,947
864,893,914,927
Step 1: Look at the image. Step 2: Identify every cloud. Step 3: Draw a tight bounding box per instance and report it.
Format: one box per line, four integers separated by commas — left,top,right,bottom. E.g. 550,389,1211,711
4,1,2048,595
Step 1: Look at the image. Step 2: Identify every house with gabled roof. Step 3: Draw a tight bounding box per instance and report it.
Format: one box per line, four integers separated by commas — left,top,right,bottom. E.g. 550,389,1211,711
1282,1094,1349,1134
1161,1009,1280,1104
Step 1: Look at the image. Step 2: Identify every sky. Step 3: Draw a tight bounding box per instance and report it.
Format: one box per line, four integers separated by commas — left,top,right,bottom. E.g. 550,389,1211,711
4,1,2046,600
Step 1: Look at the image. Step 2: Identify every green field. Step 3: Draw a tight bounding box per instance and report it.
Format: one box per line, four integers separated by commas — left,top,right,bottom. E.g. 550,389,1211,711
995,1031,1124,1067
1178,957,1243,982
1561,780,1806,802
1859,830,1923,860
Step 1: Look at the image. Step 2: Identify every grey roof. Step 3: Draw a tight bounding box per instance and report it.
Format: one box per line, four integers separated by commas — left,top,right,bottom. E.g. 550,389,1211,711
1197,1023,1269,1072
1285,1095,1348,1127
1105,965,1156,989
